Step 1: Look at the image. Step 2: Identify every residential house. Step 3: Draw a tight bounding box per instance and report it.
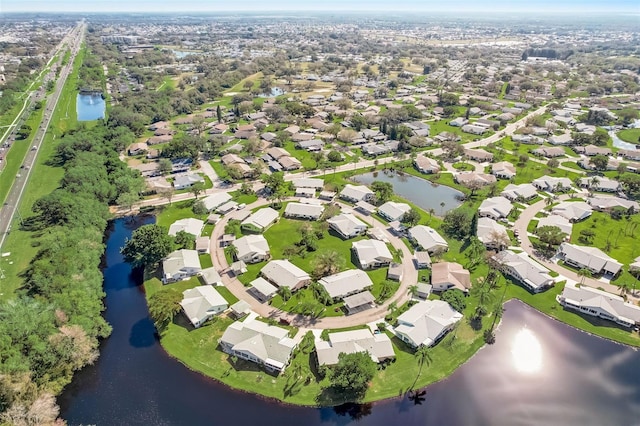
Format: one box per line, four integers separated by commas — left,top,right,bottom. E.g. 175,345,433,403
532,146,565,158
221,153,245,166
491,161,516,179
431,262,471,292
501,183,538,201
292,178,324,191
230,260,248,276
414,251,432,269
478,196,513,220
343,291,377,314
216,201,238,214
240,207,279,233
248,277,278,302
196,236,210,254
619,149,640,161
464,148,494,162
557,282,640,328
260,260,311,292
284,203,324,220
551,201,593,222
232,235,270,264
278,156,302,171
319,269,374,301
180,286,228,328
128,142,148,156
578,177,621,193
455,172,497,186
408,225,448,254
168,218,204,237
200,267,223,286
315,329,395,366
297,139,325,151
340,184,375,203
537,215,573,235
449,117,468,127
295,187,316,198
327,213,368,239
378,201,411,222
588,196,639,212
162,249,202,284
461,124,488,136
532,176,573,192
202,192,233,212
548,133,573,145
219,317,297,374
414,155,440,174
476,217,509,249
173,173,205,190
573,145,612,157
493,250,554,293
559,243,623,276
355,200,377,215
352,240,393,270
395,300,463,348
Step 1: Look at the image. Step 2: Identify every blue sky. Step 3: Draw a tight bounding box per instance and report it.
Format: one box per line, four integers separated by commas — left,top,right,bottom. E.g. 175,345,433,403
1,0,638,13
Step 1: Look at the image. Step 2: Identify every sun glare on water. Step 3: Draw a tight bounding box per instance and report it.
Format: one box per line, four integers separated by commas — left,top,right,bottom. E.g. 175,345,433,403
511,328,543,374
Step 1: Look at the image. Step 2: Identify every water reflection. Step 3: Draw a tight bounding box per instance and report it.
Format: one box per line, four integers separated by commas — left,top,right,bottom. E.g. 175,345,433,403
511,328,542,374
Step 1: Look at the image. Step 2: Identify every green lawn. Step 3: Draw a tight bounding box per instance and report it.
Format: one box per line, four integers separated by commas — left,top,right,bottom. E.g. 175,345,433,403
571,211,640,285
618,128,640,145
504,281,640,347
0,45,85,298
155,199,208,228
0,106,44,204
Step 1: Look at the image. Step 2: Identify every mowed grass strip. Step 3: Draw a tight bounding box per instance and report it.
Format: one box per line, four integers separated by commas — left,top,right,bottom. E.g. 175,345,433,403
0,46,85,299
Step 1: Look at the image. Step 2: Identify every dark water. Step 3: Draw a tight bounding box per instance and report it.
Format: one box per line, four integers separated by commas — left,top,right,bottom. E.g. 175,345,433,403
59,217,640,426
76,94,106,121
353,171,463,214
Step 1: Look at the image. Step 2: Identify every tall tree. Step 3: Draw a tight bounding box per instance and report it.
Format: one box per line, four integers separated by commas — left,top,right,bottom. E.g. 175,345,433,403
148,289,183,333
328,352,377,400
121,224,173,268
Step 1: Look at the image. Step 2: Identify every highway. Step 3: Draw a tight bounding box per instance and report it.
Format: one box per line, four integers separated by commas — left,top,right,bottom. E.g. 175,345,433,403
0,21,86,253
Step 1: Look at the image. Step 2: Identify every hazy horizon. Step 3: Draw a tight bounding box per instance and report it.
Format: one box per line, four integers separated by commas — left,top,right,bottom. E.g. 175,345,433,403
1,0,638,14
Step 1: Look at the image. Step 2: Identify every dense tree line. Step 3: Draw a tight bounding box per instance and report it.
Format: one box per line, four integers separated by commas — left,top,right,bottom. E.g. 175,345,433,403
0,122,144,424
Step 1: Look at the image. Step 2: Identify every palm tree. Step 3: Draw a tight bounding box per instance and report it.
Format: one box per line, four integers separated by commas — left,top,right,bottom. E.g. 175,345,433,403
428,208,435,224
408,284,419,299
278,286,292,302
440,201,446,216
312,250,344,279
388,301,398,316
545,196,553,207
618,281,632,298
411,346,433,391
577,268,591,284
225,244,238,262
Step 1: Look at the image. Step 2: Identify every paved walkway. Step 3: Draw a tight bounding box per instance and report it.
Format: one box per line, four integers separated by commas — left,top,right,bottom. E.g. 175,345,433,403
513,194,638,301
209,197,418,329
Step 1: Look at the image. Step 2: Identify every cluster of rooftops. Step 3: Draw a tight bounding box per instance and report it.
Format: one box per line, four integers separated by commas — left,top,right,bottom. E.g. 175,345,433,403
156,169,640,374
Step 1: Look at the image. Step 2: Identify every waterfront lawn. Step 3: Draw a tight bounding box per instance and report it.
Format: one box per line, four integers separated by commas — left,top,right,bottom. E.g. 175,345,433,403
570,211,639,285
618,128,640,144
504,281,640,347
155,199,208,228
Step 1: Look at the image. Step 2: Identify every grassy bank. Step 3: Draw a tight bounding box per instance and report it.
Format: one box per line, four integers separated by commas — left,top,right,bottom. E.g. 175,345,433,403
0,45,85,299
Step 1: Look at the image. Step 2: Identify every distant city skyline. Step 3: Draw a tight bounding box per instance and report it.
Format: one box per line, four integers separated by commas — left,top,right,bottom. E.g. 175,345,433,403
1,0,638,14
